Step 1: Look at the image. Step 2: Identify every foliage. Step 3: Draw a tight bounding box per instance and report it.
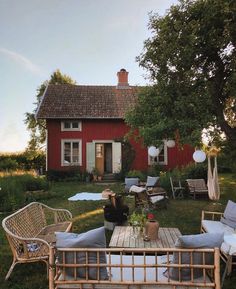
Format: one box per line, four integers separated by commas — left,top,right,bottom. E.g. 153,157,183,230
113,138,136,179
0,151,46,171
0,174,236,288
126,0,236,148
126,170,146,181
129,210,147,228
158,163,207,196
147,163,166,176
24,69,76,151
217,141,236,172
0,175,49,212
181,163,207,181
0,158,18,172
46,168,82,182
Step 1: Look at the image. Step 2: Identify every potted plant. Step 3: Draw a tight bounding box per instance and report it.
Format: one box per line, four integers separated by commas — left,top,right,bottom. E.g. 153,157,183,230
92,167,99,181
129,210,147,238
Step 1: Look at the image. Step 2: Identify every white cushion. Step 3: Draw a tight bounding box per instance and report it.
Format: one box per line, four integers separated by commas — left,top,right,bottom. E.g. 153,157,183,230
129,185,146,193
150,195,165,204
202,220,234,235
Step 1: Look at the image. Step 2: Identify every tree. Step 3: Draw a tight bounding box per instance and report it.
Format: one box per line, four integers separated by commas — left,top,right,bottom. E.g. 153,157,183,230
126,0,236,147
25,69,76,151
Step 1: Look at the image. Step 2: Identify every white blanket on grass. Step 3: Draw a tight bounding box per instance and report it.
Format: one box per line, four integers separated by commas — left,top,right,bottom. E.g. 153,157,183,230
68,192,107,201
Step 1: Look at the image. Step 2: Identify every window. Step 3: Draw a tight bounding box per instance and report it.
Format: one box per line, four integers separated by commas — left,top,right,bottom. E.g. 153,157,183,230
61,120,81,131
148,141,168,165
61,139,82,166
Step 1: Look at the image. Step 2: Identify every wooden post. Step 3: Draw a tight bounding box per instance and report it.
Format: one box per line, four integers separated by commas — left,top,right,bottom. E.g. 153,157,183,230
49,246,55,289
214,248,221,289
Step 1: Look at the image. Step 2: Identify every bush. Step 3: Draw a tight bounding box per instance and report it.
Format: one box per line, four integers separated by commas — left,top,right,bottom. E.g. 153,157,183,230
46,168,82,181
0,158,18,171
0,151,46,171
181,163,207,181
0,174,50,212
126,170,146,182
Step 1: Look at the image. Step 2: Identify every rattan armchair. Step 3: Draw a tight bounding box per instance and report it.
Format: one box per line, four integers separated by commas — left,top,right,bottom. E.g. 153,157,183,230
2,202,72,280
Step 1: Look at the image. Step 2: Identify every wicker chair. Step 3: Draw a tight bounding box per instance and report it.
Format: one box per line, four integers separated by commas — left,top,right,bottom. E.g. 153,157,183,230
2,202,72,280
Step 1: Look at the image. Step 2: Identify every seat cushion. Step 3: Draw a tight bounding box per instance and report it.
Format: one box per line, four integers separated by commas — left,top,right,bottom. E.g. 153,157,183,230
37,221,72,243
55,227,108,280
202,220,234,235
166,232,223,281
150,195,165,204
129,185,146,193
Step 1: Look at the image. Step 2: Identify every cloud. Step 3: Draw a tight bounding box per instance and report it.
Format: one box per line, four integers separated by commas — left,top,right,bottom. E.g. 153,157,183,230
0,47,46,76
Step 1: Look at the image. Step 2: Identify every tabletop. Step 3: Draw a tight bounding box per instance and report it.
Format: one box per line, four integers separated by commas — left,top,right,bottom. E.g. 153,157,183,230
109,226,181,248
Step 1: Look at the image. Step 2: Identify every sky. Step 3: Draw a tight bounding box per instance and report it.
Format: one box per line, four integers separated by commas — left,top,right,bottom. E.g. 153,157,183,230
0,0,178,153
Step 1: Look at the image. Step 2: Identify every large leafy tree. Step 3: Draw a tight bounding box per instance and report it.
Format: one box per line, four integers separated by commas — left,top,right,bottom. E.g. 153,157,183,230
25,70,76,151
126,0,236,147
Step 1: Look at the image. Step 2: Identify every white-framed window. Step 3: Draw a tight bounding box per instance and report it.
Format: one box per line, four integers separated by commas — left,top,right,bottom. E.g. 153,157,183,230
61,139,82,166
61,120,82,131
148,141,168,165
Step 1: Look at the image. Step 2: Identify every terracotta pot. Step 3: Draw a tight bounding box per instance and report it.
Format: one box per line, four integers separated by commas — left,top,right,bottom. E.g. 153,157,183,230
145,220,159,240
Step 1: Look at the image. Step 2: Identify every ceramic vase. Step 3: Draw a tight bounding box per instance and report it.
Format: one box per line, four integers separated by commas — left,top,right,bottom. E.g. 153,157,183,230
145,219,159,240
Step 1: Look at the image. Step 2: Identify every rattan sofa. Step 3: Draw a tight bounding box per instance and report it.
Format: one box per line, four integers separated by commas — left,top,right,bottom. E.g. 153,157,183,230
48,247,221,289
2,202,72,280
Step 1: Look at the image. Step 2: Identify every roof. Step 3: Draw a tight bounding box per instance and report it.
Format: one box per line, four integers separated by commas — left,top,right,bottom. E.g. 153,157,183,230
36,84,140,119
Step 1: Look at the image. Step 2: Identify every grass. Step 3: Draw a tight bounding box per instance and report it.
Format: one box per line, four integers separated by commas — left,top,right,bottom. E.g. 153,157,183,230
0,174,236,289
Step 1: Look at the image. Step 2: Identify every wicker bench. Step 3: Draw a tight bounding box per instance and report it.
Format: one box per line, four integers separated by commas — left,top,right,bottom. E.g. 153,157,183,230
49,247,221,289
2,202,72,280
186,179,209,199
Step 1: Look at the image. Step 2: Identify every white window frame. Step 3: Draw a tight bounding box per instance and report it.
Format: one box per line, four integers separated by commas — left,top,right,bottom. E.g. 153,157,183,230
61,120,82,131
61,139,82,166
148,140,168,165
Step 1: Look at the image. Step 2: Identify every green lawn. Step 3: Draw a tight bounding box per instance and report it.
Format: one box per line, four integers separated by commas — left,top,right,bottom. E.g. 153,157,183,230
0,174,236,289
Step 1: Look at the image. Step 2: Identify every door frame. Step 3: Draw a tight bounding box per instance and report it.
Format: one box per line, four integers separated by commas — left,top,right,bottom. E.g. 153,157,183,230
91,140,121,174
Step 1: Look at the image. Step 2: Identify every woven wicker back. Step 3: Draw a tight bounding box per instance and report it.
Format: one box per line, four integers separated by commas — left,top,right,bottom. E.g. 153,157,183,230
4,203,46,238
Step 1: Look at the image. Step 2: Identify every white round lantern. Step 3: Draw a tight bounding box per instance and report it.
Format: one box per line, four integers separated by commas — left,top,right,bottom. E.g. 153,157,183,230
166,140,175,148
193,150,206,163
148,146,159,157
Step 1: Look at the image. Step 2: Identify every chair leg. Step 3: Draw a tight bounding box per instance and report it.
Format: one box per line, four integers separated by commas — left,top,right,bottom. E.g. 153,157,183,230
221,255,232,287
5,258,17,280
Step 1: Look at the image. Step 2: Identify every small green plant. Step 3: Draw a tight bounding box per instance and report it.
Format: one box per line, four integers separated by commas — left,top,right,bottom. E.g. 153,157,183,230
127,170,146,182
129,210,147,227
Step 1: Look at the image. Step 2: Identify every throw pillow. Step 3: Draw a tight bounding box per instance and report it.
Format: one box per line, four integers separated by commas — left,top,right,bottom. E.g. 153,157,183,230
146,176,159,187
165,232,223,281
220,200,236,228
55,227,108,280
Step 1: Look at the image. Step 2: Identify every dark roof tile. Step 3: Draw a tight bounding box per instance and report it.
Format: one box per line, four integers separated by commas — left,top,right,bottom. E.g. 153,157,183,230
36,84,140,119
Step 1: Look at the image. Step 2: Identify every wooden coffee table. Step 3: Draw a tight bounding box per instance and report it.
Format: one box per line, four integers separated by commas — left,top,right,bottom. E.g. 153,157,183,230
109,226,181,248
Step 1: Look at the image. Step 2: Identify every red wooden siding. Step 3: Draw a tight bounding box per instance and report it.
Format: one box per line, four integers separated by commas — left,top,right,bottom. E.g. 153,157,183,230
46,119,194,172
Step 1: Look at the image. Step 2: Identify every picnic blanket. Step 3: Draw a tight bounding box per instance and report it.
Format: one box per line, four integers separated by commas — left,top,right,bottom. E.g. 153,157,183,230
68,192,107,201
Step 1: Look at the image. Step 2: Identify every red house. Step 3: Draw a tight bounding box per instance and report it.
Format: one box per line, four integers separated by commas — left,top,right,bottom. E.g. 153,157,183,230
36,69,194,175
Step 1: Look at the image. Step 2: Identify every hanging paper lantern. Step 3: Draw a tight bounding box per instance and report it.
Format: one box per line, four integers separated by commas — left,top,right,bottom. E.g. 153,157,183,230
193,150,206,163
148,146,159,157
166,140,175,148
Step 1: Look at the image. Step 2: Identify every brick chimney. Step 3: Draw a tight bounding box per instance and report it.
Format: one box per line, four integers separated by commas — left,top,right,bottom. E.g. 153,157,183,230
117,68,129,89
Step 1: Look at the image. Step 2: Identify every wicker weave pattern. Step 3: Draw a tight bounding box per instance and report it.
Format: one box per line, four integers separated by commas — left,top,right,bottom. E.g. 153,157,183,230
49,247,220,289
2,202,72,280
